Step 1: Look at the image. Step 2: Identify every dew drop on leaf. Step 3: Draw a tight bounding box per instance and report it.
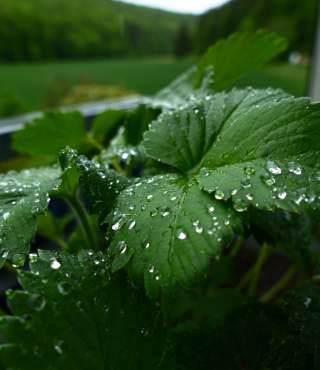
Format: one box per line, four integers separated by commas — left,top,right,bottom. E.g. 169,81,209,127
277,191,287,200
246,193,254,201
57,282,71,295
176,229,187,240
144,241,151,249
215,190,225,200
50,259,61,270
244,166,256,176
266,160,282,175
54,340,64,355
208,206,215,214
241,178,251,188
288,161,302,175
233,199,248,213
149,265,155,273
128,220,136,230
261,173,276,186
118,241,128,255
2,212,10,221
304,297,312,308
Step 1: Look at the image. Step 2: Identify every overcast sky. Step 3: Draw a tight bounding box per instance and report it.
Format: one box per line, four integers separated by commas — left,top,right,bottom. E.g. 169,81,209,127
117,0,231,14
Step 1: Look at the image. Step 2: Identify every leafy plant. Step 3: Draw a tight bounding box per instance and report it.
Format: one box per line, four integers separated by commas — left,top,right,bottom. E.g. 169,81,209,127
0,31,319,370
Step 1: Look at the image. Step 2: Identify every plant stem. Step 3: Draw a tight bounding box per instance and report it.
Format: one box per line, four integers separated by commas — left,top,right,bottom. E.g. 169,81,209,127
237,243,270,293
66,194,96,250
230,237,243,258
86,133,105,152
55,237,69,250
248,243,271,296
112,158,124,174
260,266,296,303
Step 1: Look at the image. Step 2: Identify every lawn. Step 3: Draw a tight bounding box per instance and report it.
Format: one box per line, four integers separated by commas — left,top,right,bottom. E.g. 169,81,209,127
0,58,192,115
0,58,309,117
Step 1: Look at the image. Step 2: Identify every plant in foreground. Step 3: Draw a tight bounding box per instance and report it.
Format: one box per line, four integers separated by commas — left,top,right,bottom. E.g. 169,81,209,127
0,31,319,369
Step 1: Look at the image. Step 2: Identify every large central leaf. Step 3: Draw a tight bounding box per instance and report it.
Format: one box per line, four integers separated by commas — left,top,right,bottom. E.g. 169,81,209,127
107,87,320,295
144,88,320,213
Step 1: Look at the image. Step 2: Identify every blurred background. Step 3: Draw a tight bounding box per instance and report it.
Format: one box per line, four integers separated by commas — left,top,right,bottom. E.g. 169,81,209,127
0,0,318,118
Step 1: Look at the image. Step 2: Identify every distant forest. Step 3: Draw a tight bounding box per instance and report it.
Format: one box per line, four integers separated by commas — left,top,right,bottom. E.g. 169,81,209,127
0,0,194,62
195,0,318,56
0,0,318,62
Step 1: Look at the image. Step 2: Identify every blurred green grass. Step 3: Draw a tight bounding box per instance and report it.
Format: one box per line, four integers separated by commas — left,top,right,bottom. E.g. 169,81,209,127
0,59,309,117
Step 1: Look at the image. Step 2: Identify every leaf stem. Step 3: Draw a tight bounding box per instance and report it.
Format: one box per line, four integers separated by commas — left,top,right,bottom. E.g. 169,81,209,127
237,243,270,294
111,158,124,174
230,237,243,258
260,266,296,303
54,237,69,250
66,194,96,250
248,243,271,296
86,133,105,152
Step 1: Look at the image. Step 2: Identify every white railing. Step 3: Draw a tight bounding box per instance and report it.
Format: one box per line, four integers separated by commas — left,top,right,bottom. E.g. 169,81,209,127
310,3,320,101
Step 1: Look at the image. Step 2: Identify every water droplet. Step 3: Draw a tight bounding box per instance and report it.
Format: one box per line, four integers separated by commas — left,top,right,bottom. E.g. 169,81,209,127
288,162,302,175
112,219,122,231
144,241,151,249
118,241,128,254
241,178,251,188
149,265,155,273
176,229,187,240
231,189,238,196
261,173,276,187
267,160,282,175
277,191,287,200
244,166,256,176
57,282,71,295
34,296,46,311
128,220,136,230
304,297,312,308
208,206,215,213
170,196,177,202
50,259,61,270
246,193,254,201
233,199,248,213
2,212,10,221
215,190,225,200
147,195,153,201
54,340,64,355
193,221,203,234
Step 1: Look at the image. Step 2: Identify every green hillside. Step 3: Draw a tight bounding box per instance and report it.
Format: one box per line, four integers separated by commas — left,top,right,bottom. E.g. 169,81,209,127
195,0,317,55
0,0,195,62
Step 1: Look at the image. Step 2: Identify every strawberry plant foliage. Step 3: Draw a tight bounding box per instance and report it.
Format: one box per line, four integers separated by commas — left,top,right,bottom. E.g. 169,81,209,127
0,252,171,370
0,167,60,267
0,31,320,370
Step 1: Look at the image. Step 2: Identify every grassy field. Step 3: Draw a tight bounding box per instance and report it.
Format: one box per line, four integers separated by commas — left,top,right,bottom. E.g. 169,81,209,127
0,58,192,115
0,59,309,117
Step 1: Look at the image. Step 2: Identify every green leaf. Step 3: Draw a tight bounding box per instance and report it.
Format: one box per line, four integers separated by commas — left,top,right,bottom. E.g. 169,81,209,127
155,31,287,107
108,174,241,297
0,251,172,370
124,104,161,146
59,148,130,220
264,283,320,370
0,167,60,266
13,112,87,157
144,88,320,214
195,31,288,91
92,109,126,145
250,210,313,266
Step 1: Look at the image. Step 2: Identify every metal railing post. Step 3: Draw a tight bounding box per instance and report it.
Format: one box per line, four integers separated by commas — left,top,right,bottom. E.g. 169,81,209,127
310,1,320,101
